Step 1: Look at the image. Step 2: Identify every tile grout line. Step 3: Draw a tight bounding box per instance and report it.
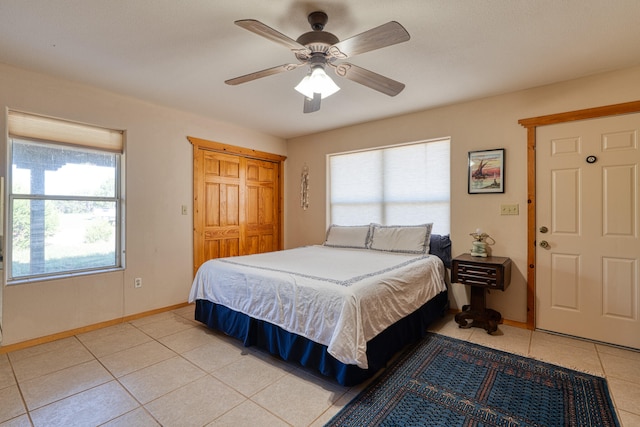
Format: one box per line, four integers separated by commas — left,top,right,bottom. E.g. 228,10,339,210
75,326,161,427
4,351,34,426
112,316,210,424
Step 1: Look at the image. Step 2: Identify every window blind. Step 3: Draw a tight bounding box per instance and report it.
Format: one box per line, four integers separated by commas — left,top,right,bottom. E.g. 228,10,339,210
8,110,124,153
329,138,450,234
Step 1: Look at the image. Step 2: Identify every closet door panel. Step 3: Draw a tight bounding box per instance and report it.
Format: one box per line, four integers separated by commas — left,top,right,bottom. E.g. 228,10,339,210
194,150,243,273
244,159,279,255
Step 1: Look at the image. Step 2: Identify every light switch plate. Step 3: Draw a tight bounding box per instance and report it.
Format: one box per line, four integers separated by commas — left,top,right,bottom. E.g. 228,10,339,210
500,204,519,215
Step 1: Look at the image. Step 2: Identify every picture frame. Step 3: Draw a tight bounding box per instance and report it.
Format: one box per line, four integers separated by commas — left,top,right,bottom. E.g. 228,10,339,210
468,148,505,194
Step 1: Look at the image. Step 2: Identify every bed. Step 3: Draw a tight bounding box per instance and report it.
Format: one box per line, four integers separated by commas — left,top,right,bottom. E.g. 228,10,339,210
189,224,451,386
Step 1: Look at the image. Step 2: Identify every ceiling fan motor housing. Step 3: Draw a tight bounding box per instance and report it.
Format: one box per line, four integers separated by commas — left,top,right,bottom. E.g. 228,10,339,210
296,31,339,54
308,11,328,31
295,11,339,58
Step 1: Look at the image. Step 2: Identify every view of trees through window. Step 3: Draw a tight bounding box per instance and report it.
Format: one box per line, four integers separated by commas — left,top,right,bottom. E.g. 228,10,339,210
10,139,120,279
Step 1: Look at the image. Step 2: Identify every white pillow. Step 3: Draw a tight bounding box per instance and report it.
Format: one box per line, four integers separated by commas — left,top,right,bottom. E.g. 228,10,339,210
324,225,371,249
369,224,433,254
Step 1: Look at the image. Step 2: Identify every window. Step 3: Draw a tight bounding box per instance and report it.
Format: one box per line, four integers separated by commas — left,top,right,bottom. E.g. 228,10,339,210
7,111,124,283
328,138,450,234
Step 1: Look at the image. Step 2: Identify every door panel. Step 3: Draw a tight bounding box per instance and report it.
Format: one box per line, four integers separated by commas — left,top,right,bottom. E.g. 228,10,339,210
203,237,240,260
537,113,640,349
603,165,635,236
201,152,243,265
244,159,278,256
194,151,243,272
551,168,580,234
550,253,580,310
602,257,636,318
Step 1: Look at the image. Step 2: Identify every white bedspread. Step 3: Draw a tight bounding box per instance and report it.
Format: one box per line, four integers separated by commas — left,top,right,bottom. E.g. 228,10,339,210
188,245,447,368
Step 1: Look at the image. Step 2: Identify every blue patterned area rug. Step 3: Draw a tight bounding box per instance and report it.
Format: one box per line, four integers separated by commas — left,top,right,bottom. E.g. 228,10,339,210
326,333,619,427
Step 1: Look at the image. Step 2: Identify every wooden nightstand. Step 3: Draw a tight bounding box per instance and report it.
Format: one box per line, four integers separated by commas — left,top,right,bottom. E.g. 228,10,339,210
451,253,512,334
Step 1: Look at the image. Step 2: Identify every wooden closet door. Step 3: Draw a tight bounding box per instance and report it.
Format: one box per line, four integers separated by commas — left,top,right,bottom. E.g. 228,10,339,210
244,158,279,255
194,150,244,272
191,138,284,275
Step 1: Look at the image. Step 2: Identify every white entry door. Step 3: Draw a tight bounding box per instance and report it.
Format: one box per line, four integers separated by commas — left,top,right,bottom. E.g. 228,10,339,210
536,113,640,349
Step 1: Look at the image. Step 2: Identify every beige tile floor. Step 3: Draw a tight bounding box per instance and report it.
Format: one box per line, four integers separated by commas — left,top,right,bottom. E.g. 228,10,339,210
1,307,639,426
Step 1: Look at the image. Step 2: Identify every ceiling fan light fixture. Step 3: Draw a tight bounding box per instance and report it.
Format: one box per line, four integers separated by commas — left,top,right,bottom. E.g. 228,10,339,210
294,65,340,99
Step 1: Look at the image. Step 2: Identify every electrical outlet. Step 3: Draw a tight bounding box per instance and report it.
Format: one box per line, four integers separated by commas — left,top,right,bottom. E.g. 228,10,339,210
134,277,142,288
500,204,519,215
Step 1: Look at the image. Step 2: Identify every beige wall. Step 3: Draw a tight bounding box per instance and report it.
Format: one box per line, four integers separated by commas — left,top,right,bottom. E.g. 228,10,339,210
2,60,639,345
0,63,286,345
284,65,640,323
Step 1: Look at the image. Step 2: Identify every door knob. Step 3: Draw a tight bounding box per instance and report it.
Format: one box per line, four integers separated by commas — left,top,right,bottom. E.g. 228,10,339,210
539,240,550,249
539,226,548,233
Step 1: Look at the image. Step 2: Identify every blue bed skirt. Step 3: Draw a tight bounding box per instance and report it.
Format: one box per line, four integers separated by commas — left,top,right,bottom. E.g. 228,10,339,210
194,290,448,386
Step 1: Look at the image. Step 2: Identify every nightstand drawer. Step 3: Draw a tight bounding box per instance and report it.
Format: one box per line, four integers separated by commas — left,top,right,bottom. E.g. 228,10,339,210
451,253,512,291
456,265,500,287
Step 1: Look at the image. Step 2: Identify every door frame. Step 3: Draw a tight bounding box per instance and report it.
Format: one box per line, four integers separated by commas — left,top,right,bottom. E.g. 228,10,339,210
518,100,640,329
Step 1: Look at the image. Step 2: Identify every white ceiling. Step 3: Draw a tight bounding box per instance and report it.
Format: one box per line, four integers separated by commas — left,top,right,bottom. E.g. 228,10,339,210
1,1,639,139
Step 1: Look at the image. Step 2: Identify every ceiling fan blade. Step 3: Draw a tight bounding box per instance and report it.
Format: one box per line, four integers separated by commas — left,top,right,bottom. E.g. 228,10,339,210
303,93,321,113
327,21,410,59
332,63,405,96
225,63,303,85
235,19,311,56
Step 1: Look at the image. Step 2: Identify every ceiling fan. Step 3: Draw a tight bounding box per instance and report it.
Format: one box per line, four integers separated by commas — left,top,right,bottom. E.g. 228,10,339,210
225,11,410,113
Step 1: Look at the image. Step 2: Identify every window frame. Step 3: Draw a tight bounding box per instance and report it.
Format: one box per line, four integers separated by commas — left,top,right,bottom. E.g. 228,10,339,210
6,112,125,284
